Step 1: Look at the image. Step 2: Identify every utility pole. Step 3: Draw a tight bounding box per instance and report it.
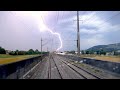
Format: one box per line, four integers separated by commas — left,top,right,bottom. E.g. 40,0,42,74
41,38,42,56
51,38,54,52
77,11,80,56
47,47,48,52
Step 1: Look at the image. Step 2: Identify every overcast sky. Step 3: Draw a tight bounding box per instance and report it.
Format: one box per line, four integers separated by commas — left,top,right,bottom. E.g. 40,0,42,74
0,11,120,51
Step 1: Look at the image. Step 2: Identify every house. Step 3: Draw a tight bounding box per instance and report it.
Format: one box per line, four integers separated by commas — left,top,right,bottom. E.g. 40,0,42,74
116,50,120,53
5,50,11,54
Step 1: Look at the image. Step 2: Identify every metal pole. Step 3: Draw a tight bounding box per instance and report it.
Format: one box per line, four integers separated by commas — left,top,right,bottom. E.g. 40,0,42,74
77,11,80,56
47,47,48,52
41,38,42,56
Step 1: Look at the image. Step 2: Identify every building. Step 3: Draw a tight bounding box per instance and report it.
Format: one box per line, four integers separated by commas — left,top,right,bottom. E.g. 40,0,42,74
5,50,11,54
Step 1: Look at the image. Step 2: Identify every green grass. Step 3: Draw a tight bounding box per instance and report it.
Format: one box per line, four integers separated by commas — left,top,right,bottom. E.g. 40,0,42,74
0,54,40,65
0,54,18,58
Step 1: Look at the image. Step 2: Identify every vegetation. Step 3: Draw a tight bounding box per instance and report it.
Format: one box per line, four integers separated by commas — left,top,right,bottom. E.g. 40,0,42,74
64,50,76,54
0,47,6,54
87,43,120,52
80,43,120,62
68,50,75,54
0,54,39,64
81,50,107,55
80,54,120,63
9,49,49,55
0,46,49,65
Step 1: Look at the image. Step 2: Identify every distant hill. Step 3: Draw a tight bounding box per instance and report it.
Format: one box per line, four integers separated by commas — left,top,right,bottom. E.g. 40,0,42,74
87,43,120,52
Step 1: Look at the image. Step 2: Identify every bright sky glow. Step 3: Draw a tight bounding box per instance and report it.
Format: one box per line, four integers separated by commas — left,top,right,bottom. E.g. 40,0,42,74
0,11,120,51
12,11,63,51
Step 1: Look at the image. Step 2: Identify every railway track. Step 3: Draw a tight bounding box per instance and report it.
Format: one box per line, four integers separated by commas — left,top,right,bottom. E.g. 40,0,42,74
48,54,62,79
51,55,63,79
58,55,103,79
23,53,120,79
61,59,102,79
58,55,120,79
48,54,51,79
52,54,101,79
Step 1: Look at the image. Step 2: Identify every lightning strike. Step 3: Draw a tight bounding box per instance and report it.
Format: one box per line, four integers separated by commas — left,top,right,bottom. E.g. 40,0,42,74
46,28,63,51
12,11,63,51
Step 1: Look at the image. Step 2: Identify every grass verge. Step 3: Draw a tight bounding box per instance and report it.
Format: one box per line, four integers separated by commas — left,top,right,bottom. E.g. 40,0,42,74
80,54,120,63
0,54,40,65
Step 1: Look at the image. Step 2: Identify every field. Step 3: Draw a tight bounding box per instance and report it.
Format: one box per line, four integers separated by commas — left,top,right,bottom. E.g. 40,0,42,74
80,54,120,63
0,54,40,65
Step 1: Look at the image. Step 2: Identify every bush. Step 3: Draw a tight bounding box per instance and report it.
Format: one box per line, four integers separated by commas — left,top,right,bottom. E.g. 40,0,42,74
8,49,49,55
0,47,6,54
9,51,16,55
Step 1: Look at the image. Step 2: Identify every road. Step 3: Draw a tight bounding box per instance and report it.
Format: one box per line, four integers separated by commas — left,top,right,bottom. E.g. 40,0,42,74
23,53,120,79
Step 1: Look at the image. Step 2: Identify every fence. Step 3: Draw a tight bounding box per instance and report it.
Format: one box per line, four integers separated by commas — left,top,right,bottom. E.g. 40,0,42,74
0,54,47,79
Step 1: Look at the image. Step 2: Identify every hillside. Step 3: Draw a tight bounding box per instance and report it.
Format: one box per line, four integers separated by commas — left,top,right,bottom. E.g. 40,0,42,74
87,43,120,52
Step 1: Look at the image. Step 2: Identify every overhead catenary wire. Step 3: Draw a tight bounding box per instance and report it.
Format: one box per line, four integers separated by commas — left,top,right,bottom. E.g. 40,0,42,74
41,11,63,52
82,11,96,24
83,11,106,25
84,11,118,25
10,11,52,51
85,11,120,31
83,11,109,25
96,11,120,28
59,11,86,51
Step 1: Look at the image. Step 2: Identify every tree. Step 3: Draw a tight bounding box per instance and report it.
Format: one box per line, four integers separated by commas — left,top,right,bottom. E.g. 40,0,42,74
27,49,35,55
86,51,90,54
81,50,85,54
18,51,26,55
0,47,6,54
15,50,19,55
89,50,94,54
96,51,100,55
100,50,106,55
114,51,120,56
69,50,75,54
9,51,15,55
35,49,40,54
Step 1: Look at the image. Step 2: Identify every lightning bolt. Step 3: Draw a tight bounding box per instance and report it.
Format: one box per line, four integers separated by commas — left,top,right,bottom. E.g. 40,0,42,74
46,28,62,51
11,11,63,51
40,15,63,52
40,23,62,51
39,25,63,51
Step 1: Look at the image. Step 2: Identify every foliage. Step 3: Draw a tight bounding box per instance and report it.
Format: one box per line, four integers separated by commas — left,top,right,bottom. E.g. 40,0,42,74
0,47,6,54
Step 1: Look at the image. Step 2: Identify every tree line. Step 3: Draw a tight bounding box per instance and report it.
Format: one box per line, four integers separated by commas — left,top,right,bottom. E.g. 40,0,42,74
81,50,120,56
0,47,6,54
0,46,48,55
